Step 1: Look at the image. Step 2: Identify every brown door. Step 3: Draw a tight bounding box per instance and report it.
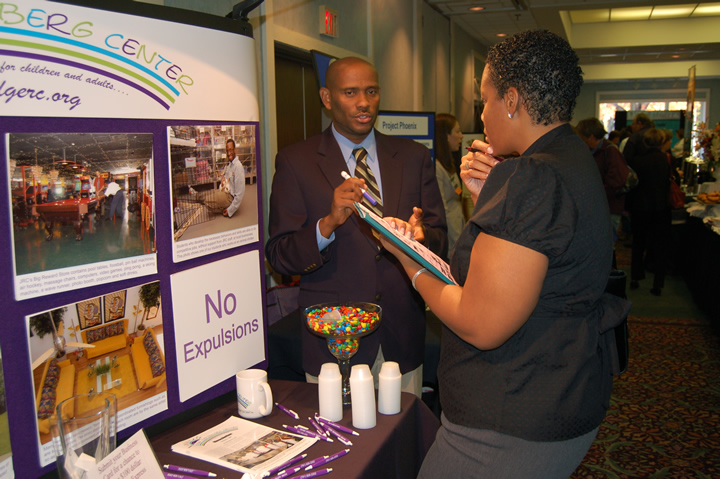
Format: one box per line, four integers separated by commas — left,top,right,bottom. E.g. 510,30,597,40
275,44,323,151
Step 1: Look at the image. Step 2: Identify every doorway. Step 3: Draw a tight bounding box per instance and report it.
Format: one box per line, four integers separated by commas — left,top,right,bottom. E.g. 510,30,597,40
275,43,324,151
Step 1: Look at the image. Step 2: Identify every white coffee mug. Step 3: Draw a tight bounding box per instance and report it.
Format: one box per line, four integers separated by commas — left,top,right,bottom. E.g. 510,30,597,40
236,369,273,419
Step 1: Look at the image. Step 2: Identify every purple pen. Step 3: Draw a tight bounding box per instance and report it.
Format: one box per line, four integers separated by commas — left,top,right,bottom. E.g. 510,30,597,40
164,473,198,479
341,171,378,205
263,453,307,478
282,424,333,443
275,402,299,420
316,414,360,436
163,464,217,477
290,467,333,479
309,448,350,469
308,416,327,437
275,456,325,479
324,424,353,446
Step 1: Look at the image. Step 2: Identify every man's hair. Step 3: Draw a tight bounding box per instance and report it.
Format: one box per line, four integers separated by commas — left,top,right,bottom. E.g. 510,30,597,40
608,130,621,142
486,30,583,126
576,118,607,140
226,138,236,148
634,113,652,127
642,128,666,150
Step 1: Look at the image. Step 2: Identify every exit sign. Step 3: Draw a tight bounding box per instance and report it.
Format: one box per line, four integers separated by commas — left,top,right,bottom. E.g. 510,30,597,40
320,6,338,38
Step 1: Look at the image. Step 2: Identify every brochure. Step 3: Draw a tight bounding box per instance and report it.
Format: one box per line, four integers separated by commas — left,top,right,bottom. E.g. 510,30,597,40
171,416,317,478
354,202,457,285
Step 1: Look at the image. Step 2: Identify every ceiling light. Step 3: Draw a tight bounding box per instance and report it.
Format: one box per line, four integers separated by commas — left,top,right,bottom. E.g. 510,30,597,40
496,33,507,37
569,9,609,23
469,6,485,11
611,7,652,21
651,5,695,19
693,2,720,16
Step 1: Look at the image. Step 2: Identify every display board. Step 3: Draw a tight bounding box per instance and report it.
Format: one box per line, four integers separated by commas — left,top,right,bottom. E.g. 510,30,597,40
375,111,435,159
0,1,266,477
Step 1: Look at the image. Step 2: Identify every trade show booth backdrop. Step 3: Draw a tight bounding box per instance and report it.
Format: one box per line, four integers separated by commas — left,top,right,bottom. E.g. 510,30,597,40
0,1,265,477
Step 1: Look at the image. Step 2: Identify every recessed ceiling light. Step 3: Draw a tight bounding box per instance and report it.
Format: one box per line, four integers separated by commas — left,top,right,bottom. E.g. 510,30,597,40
496,33,508,37
469,6,485,11
672,54,681,58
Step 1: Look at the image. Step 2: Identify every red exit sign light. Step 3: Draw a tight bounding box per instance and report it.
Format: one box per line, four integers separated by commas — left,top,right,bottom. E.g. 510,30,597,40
320,6,338,38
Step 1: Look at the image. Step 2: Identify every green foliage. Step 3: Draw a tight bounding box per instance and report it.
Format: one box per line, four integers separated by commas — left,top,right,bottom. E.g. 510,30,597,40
139,282,161,309
29,307,67,339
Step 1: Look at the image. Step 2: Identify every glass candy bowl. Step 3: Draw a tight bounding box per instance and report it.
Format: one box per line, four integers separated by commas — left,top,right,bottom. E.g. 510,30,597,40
304,302,382,405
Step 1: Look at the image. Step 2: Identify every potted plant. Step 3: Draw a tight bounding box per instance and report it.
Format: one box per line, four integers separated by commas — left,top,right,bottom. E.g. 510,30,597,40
137,282,161,331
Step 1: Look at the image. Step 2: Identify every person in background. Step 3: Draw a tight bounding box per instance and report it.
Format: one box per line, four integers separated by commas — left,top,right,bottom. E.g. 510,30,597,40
103,175,124,222
434,113,466,254
576,117,630,241
618,125,634,153
204,138,246,217
265,57,447,397
379,30,631,477
626,128,671,296
622,113,654,164
671,127,685,160
608,130,622,147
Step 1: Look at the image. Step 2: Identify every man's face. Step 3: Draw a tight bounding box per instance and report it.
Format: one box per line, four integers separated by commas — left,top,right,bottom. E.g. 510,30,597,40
320,61,380,144
226,141,236,160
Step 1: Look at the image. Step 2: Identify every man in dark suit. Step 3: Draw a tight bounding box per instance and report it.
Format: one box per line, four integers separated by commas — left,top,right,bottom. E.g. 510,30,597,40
266,57,447,396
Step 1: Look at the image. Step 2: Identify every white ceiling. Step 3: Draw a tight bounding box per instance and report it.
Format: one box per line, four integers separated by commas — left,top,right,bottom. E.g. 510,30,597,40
426,0,720,81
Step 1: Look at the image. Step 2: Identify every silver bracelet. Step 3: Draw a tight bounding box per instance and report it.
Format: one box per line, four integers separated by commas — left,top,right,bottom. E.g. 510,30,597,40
412,268,428,291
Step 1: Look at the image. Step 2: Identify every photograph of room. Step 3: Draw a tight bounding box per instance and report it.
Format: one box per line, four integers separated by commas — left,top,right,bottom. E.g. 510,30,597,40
28,281,166,446
7,132,156,275
169,124,258,241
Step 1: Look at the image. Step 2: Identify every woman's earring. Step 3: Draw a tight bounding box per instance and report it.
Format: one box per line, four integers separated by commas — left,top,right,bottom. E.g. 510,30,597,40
508,111,513,119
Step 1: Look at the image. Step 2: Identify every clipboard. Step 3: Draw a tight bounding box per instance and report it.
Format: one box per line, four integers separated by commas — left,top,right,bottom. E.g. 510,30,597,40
354,202,457,285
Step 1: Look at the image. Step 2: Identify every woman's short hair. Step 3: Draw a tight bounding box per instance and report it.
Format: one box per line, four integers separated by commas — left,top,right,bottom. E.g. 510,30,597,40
486,30,583,126
642,128,666,150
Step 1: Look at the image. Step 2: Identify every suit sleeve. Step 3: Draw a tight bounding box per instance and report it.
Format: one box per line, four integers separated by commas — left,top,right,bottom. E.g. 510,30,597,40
265,151,327,276
418,147,449,259
604,146,629,195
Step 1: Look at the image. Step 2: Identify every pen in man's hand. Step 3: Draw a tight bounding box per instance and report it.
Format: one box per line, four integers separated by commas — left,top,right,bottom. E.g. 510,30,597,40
341,171,378,205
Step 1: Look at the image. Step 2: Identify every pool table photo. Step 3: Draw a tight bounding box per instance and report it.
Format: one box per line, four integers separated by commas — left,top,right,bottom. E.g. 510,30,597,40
34,197,98,241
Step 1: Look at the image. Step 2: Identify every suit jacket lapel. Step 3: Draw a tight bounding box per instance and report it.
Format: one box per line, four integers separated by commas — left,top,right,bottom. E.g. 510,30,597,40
376,131,403,218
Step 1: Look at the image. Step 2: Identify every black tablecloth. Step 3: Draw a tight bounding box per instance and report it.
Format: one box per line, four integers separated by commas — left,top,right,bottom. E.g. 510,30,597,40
681,216,720,319
150,380,440,479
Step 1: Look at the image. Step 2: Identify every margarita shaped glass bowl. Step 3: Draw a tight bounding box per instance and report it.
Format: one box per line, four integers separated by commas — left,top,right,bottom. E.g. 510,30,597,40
304,302,382,405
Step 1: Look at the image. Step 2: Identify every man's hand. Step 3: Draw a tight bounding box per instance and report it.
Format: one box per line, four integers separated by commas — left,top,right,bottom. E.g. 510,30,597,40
223,208,229,217
318,178,365,238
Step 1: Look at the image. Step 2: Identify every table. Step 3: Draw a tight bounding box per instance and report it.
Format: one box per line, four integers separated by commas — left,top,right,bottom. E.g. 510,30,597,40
34,197,98,241
681,216,720,319
149,380,440,479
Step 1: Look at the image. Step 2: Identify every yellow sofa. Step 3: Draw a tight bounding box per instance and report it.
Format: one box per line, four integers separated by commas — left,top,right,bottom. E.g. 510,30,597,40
36,358,76,434
81,319,128,359
131,328,166,390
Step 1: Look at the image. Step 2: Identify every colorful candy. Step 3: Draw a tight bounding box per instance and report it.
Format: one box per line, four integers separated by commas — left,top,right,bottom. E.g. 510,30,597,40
305,305,380,339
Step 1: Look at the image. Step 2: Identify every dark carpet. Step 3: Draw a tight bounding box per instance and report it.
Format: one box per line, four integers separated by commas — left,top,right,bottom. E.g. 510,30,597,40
572,315,720,478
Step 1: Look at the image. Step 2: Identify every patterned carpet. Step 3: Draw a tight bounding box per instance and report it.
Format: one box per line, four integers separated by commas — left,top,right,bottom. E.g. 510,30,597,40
572,315,720,478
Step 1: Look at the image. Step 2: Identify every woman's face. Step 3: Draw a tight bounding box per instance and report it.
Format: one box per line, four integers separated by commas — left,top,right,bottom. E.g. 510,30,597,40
480,66,512,155
447,121,463,152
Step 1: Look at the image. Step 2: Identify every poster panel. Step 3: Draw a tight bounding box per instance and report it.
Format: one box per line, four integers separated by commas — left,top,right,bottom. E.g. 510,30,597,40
0,1,258,120
26,281,168,467
170,251,264,402
168,124,259,262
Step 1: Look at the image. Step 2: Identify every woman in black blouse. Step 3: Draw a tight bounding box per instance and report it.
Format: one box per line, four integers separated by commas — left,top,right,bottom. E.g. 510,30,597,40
381,30,631,477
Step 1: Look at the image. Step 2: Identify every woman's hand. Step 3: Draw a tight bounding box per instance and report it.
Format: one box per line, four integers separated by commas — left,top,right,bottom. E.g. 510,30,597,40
461,140,501,203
